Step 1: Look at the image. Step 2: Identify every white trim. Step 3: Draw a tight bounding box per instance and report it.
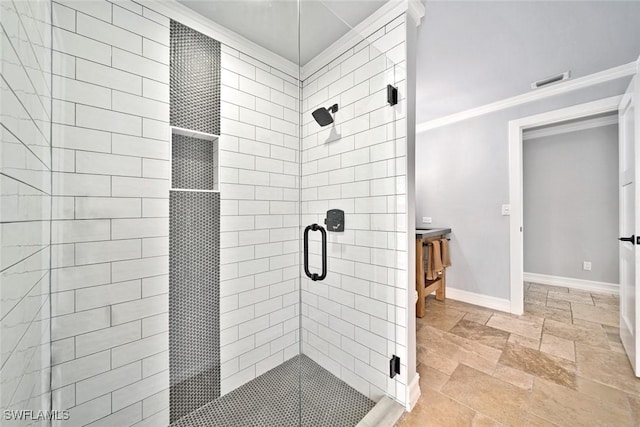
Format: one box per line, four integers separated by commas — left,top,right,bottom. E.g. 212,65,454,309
171,126,219,141
524,272,619,295
301,0,424,80
508,96,624,315
140,0,298,78
406,373,421,411
417,61,637,133
357,396,406,427
404,11,419,412
170,188,220,193
446,287,512,314
524,115,618,141
407,0,426,26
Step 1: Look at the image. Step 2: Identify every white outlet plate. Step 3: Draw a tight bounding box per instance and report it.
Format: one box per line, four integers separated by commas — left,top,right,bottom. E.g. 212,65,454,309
583,261,592,271
422,217,432,224
501,204,511,216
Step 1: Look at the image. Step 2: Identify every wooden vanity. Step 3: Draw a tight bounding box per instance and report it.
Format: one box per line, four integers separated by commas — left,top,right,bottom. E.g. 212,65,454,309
415,228,451,318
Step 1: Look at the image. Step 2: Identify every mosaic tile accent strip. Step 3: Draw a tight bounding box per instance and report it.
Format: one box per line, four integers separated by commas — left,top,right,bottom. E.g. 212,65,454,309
171,134,215,190
170,20,221,135
169,191,221,423
171,355,375,427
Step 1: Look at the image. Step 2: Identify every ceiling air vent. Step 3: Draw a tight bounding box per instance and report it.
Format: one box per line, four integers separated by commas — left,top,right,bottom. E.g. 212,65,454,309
530,71,570,89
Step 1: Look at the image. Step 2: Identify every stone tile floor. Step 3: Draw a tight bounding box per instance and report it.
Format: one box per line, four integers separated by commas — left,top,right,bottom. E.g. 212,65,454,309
397,283,640,426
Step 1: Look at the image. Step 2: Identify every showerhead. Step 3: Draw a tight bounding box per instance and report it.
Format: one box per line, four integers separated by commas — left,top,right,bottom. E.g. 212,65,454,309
312,104,339,127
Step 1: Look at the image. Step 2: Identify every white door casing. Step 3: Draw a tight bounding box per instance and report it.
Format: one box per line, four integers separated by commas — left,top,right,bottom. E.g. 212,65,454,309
508,96,622,315
619,75,640,375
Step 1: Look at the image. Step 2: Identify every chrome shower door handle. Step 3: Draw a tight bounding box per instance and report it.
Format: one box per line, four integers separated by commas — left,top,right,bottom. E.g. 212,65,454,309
303,223,327,281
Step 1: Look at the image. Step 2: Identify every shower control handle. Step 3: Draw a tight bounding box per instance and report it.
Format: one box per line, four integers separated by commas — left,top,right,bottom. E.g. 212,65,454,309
304,224,327,281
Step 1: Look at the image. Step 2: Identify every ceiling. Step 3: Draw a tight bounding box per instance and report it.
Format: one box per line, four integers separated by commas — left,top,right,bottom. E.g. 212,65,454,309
177,1,640,122
417,1,640,122
177,0,388,65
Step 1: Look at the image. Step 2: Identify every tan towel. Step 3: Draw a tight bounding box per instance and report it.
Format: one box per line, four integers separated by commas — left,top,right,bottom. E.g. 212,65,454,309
422,242,429,270
440,238,451,267
431,240,444,274
427,241,444,280
424,243,433,280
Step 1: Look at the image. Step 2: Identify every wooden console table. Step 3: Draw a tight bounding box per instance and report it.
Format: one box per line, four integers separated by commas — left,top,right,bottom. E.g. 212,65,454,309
416,228,451,318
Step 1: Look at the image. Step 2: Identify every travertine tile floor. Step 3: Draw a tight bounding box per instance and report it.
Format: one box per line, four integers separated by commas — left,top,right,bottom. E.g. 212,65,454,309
397,282,640,426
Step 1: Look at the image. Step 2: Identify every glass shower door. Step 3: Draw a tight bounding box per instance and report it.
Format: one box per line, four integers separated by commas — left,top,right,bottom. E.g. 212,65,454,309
298,2,410,423
0,0,413,425
166,1,304,425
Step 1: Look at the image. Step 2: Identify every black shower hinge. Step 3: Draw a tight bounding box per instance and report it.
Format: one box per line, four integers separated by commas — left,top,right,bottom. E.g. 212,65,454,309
389,355,401,378
387,84,398,106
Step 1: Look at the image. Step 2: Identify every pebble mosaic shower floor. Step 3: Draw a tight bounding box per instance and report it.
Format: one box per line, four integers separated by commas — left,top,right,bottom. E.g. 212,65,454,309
171,355,375,427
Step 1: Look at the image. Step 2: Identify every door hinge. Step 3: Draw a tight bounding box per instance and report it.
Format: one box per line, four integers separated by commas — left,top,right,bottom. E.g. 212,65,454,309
389,355,401,378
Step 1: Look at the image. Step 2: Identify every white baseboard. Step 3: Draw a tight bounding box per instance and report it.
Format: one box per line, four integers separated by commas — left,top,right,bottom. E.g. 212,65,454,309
524,272,619,295
445,287,512,313
406,373,421,411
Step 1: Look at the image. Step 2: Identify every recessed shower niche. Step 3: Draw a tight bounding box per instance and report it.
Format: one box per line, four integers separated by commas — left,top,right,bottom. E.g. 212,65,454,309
170,128,219,191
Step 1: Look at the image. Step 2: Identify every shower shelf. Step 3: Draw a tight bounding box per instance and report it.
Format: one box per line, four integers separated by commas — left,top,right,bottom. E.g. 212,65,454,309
171,125,219,141
170,188,220,193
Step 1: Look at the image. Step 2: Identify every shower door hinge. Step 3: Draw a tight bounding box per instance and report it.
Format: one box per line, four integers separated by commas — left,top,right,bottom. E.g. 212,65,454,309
387,84,398,106
389,355,401,378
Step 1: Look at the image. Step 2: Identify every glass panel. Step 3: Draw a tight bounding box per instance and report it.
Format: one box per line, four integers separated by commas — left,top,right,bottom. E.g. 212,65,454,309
0,0,410,425
299,1,407,424
166,1,303,426
0,0,53,421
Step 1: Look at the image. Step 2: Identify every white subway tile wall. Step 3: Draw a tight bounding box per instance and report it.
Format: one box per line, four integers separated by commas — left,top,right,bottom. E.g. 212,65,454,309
300,15,409,405
218,44,301,396
50,1,171,425
48,0,302,424
4,0,411,424
0,0,53,417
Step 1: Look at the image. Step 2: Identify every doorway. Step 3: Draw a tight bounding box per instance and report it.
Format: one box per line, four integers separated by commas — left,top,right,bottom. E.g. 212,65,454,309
508,96,622,315
522,112,620,294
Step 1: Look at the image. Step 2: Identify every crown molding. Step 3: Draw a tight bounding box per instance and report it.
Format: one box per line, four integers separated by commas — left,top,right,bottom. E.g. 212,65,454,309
407,0,425,26
523,114,618,141
140,0,299,78
416,60,638,133
302,0,419,81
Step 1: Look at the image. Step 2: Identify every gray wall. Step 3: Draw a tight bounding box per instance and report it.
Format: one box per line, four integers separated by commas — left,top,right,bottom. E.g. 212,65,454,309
523,124,619,284
415,78,629,299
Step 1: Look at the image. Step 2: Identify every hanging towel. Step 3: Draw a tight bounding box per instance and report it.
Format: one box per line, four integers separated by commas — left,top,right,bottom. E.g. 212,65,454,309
424,242,432,280
440,238,451,267
431,240,444,274
427,241,444,280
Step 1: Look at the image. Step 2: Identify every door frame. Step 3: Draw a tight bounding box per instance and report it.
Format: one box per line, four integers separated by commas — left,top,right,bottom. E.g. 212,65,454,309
508,95,623,314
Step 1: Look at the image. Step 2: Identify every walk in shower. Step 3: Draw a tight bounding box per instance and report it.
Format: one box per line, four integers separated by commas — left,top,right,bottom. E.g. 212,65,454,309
0,0,421,425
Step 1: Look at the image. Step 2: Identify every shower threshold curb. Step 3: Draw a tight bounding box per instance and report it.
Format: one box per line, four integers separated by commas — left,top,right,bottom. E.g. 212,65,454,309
356,396,405,427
